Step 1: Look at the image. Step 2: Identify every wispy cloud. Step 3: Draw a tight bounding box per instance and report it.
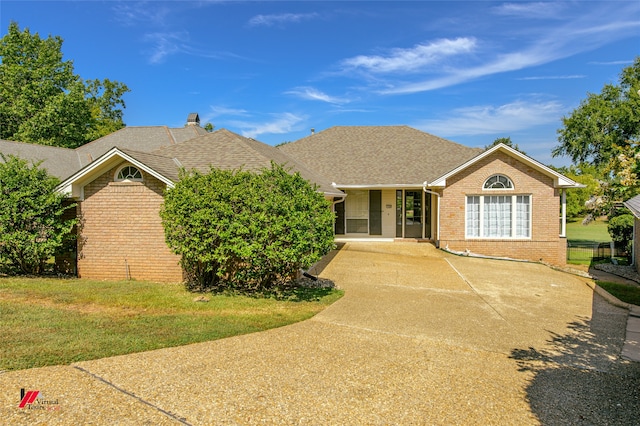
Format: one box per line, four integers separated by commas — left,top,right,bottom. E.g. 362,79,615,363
248,12,319,27
517,75,585,81
142,32,244,64
377,5,640,95
143,31,189,64
285,87,352,104
340,38,476,74
113,2,170,26
415,100,563,136
492,2,565,19
232,113,307,139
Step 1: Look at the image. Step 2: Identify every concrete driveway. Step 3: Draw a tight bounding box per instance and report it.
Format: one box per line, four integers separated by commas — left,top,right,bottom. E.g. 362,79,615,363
2,242,638,425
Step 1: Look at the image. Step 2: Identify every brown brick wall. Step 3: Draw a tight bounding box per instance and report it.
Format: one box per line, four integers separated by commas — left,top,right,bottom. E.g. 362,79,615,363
77,165,183,282
438,151,567,265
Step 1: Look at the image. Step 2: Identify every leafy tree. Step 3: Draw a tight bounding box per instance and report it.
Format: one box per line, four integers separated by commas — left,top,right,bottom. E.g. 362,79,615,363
553,58,640,217
553,57,640,167
0,154,76,274
485,137,527,155
161,163,335,292
607,213,634,254
0,22,130,147
555,163,602,219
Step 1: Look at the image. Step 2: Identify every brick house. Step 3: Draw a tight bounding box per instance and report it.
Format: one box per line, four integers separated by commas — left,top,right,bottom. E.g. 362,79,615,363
1,118,581,282
279,126,579,266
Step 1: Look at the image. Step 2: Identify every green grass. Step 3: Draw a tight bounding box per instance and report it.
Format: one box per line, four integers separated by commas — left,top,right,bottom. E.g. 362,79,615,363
566,218,612,243
597,281,640,306
0,277,343,371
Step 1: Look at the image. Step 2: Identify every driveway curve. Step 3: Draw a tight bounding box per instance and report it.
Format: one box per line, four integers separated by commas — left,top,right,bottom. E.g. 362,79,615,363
2,242,638,425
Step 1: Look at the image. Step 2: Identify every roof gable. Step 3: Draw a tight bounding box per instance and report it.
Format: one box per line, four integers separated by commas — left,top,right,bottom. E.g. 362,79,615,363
428,143,582,189
278,126,483,186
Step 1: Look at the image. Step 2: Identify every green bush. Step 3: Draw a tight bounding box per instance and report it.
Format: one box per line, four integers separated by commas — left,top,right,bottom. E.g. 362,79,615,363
0,154,76,274
607,213,634,253
161,163,335,292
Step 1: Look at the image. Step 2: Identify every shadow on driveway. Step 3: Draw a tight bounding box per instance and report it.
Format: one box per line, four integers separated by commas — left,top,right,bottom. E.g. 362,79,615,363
510,293,640,424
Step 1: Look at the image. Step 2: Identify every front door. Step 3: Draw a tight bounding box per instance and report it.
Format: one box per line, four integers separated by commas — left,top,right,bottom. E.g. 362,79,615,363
404,190,423,238
396,190,431,239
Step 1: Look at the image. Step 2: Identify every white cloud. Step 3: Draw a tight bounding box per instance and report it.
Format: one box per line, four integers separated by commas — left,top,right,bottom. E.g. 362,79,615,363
492,2,565,19
233,113,307,139
285,87,352,104
143,32,189,64
113,2,170,26
340,38,476,74
517,75,585,81
415,100,563,136
248,13,319,27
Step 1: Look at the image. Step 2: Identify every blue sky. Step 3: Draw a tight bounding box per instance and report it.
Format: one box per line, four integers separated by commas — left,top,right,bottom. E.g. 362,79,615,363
1,1,639,166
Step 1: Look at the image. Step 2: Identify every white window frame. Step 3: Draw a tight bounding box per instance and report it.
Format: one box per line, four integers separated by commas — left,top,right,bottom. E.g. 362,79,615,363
114,164,143,182
465,194,532,239
483,174,514,190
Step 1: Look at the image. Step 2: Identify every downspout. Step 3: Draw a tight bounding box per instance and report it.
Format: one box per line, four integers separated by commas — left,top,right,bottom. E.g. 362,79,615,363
560,188,567,238
423,182,441,246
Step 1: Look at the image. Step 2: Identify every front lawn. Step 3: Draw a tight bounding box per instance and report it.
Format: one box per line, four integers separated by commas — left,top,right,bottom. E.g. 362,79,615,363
0,277,342,371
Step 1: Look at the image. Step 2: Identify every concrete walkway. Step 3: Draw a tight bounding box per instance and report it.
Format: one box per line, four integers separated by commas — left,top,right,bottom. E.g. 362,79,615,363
2,242,639,424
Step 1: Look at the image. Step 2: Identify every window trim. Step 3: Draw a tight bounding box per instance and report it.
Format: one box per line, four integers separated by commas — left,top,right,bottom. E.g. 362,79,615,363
483,174,514,190
465,194,532,239
114,164,143,182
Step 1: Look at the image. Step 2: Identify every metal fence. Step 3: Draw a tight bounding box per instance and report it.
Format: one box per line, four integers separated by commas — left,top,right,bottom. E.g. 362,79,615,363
567,241,629,262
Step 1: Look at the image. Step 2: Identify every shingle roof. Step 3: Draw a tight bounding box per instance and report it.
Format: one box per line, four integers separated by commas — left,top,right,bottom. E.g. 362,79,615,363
152,129,342,196
278,126,484,185
624,195,640,218
0,125,209,181
76,126,208,164
0,139,82,180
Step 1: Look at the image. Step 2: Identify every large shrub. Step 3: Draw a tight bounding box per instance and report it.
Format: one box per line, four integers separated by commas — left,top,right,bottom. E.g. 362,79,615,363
608,213,634,254
0,154,76,274
161,163,335,292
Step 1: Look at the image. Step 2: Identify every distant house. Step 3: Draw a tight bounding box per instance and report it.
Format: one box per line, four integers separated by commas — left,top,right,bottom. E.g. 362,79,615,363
0,117,581,282
624,195,640,269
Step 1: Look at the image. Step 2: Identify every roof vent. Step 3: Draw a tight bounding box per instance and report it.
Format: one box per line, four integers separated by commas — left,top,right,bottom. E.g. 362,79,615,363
187,113,200,126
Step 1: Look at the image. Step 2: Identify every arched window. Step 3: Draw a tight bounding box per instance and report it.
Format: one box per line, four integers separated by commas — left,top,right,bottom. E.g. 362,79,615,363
115,165,143,182
483,174,513,189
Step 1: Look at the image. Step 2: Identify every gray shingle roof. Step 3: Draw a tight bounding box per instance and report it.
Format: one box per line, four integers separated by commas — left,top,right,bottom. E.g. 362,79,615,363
278,125,484,185
624,195,640,218
76,126,208,164
0,125,209,180
152,129,342,196
0,139,82,180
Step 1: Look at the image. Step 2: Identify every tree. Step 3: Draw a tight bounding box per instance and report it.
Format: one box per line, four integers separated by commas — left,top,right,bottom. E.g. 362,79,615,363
553,57,640,167
557,164,601,219
553,58,640,216
485,137,527,155
0,154,76,274
607,213,634,254
0,22,130,148
161,163,335,292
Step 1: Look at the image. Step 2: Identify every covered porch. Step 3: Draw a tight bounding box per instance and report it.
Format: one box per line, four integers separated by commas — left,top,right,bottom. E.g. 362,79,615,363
333,187,439,241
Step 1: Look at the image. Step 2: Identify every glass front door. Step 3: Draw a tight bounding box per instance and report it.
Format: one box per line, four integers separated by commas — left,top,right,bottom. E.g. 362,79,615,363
404,191,423,238
396,190,431,239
